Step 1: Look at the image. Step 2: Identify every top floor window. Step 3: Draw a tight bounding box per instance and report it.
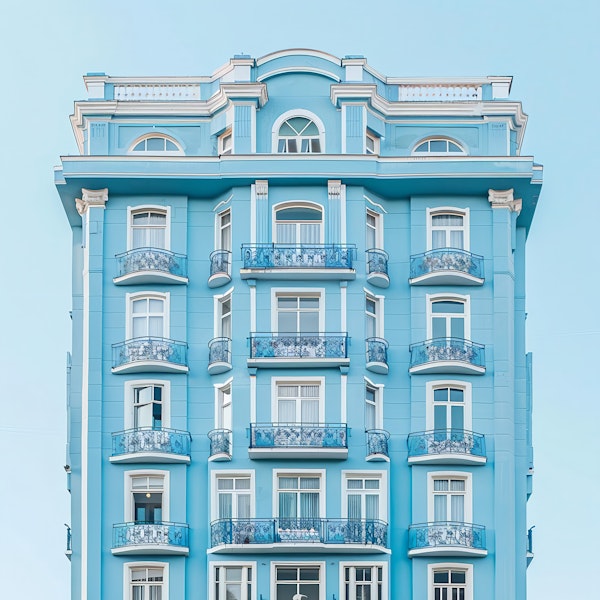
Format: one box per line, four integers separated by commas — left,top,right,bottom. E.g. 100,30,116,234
129,135,183,155
412,138,465,155
273,111,325,154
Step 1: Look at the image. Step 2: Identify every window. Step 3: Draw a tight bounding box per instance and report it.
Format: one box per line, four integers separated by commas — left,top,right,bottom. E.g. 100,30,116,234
274,204,323,244
428,209,468,250
130,209,168,250
345,476,382,521
216,383,232,431
428,472,472,523
277,117,322,153
366,131,379,155
413,138,465,155
133,384,163,429
217,209,232,251
215,293,232,339
129,135,183,155
218,129,233,155
214,565,253,600
428,296,469,340
365,382,382,430
343,565,384,600
275,565,322,600
365,294,383,339
128,294,168,339
276,294,321,334
129,473,166,523
432,385,465,431
430,565,472,600
366,210,383,250
276,382,321,424
128,565,166,600
216,475,252,520
277,474,322,523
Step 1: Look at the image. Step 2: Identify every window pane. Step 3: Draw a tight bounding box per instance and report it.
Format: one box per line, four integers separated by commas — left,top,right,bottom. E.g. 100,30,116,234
430,140,446,152
451,571,466,584
147,137,164,151
432,301,464,314
449,388,464,402
434,571,449,583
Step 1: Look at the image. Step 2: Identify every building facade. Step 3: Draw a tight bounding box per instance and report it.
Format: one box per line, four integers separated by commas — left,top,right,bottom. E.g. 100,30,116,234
56,49,541,600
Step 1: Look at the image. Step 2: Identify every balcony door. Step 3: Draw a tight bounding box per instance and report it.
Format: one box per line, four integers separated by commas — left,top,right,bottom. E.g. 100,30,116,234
346,477,380,521
277,475,321,524
275,205,323,245
431,300,465,340
276,383,320,424
433,478,465,522
276,295,320,334
133,384,163,429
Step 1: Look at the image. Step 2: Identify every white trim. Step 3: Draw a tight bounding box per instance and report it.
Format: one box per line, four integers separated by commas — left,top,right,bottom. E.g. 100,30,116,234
339,561,388,600
426,380,472,431
250,373,256,423
340,184,347,243
426,293,470,340
126,291,170,340
272,468,326,518
364,378,384,430
128,133,184,155
426,206,470,251
365,291,385,339
124,562,169,600
213,287,234,338
272,200,325,244
341,104,347,154
211,470,256,522
251,104,256,153
364,195,388,214
341,285,347,332
213,378,233,430
271,109,326,153
427,562,473,600
249,284,256,331
427,471,473,522
270,561,327,600
270,376,326,423
209,562,257,600
214,207,232,251
213,195,233,213
124,379,171,430
250,184,256,244
127,205,171,251
411,136,467,156
341,373,347,423
366,208,384,249
124,469,170,521
271,287,326,333
341,470,388,521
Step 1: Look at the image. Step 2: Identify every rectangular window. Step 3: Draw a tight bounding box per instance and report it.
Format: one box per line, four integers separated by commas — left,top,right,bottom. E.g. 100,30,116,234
216,383,232,430
432,568,467,600
365,383,379,430
428,208,469,251
129,566,164,600
344,565,383,600
130,209,168,250
217,209,232,251
216,294,232,339
128,293,169,340
219,129,233,156
365,293,384,339
276,382,321,424
216,475,252,520
276,294,320,334
214,565,253,600
366,210,382,250
346,477,381,521
133,384,163,429
277,475,321,522
130,474,165,523
433,386,465,431
275,565,321,600
428,473,472,524
365,131,379,155
428,296,469,341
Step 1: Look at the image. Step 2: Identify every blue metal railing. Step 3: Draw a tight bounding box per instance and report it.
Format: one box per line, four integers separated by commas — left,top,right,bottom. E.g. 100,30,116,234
409,338,485,369
408,522,486,552
208,429,232,458
366,430,390,457
249,423,347,449
112,522,189,549
65,524,72,553
209,337,231,366
241,244,356,269
410,248,484,280
366,249,389,276
112,337,188,369
115,247,187,279
366,337,388,365
111,427,191,457
210,250,231,277
210,518,388,547
407,429,485,459
249,333,348,359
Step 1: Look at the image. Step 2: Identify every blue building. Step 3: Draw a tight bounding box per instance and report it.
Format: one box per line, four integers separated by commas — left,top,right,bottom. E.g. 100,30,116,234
55,49,541,600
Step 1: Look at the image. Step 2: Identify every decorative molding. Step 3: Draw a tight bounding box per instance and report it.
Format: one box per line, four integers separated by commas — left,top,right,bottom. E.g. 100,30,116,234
76,188,108,215
255,180,268,200
328,180,342,200
488,188,522,214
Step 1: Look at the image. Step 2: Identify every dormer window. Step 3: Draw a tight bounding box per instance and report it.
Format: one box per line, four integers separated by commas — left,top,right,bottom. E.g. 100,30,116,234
413,138,465,155
274,112,324,153
129,135,183,155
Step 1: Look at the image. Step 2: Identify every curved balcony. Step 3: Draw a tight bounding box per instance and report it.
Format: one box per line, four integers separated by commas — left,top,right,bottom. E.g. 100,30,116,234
240,244,356,280
112,337,188,374
114,248,188,285
408,522,487,557
208,250,232,288
407,429,486,465
210,518,388,554
366,337,389,374
248,333,349,368
366,429,390,462
112,522,189,555
249,423,348,459
409,338,485,375
208,429,232,461
110,427,191,464
366,249,389,288
409,248,484,286
208,337,232,375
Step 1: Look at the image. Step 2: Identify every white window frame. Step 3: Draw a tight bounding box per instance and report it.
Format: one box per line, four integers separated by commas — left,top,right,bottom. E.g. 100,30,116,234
215,208,232,251
213,287,233,339
340,562,388,600
364,378,384,430
124,379,171,430
272,201,325,244
273,469,326,519
214,378,233,430
366,209,384,250
218,128,233,155
211,470,255,522
365,291,384,339
427,563,473,600
271,561,326,600
427,471,472,523
271,109,326,153
271,376,325,424
127,205,171,251
126,291,170,340
124,562,169,600
341,471,387,521
271,288,325,334
426,380,471,432
125,469,170,522
365,130,380,155
426,207,470,251
210,562,256,600
426,293,470,340
412,137,466,156
128,134,184,155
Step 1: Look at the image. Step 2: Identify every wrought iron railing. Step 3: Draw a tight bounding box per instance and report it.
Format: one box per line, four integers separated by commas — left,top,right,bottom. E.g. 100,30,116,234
366,249,389,276
366,430,390,457
407,429,485,459
249,423,347,449
112,522,189,549
409,338,485,369
115,248,187,279
209,337,231,366
366,337,388,365
210,518,388,547
249,333,348,359
65,524,72,553
210,250,231,277
410,248,484,280
408,522,486,552
208,429,232,457
241,244,356,269
112,337,188,369
112,427,191,457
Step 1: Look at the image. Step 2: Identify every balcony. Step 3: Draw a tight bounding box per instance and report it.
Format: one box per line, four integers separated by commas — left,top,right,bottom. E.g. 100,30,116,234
208,429,232,461
114,248,188,285
249,423,348,459
208,250,232,288
208,337,232,375
210,518,388,554
248,333,349,368
110,427,191,464
112,337,188,374
408,522,487,557
366,249,389,288
112,522,189,555
407,430,486,465
366,430,390,462
409,338,485,375
409,248,484,286
366,337,389,374
240,244,356,280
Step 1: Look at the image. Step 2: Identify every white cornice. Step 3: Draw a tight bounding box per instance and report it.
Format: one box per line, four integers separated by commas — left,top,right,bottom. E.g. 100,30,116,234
488,188,522,213
256,48,342,67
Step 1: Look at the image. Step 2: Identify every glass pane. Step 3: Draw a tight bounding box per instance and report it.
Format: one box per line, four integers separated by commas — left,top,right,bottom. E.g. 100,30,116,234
287,139,298,153
434,388,449,402
450,495,464,521
434,405,447,430
415,141,428,152
279,477,298,489
448,141,463,152
432,215,463,226
300,477,320,489
365,479,380,489
450,318,464,339
278,312,297,333
432,301,464,314
430,140,446,152
278,399,296,422
277,207,321,221
237,495,251,519
450,388,464,402
166,140,177,151
218,478,234,490
301,399,319,422
299,297,319,309
365,494,379,519
147,137,164,151
432,230,447,249
434,495,447,521
287,117,310,133
451,571,466,584
451,405,464,430
434,479,449,491
311,139,321,152
277,568,298,581
347,479,363,490
133,141,145,152
432,318,446,339
450,230,464,249
235,478,251,490
279,492,297,518
299,312,319,333
434,571,449,584
225,584,241,600
299,568,320,580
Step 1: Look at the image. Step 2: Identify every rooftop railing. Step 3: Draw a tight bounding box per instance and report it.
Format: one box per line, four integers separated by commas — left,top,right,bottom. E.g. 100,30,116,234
241,244,356,269
249,423,347,449
398,84,482,102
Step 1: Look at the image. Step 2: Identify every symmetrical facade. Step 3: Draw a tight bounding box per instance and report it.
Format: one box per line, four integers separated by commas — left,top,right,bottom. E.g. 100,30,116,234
56,49,541,600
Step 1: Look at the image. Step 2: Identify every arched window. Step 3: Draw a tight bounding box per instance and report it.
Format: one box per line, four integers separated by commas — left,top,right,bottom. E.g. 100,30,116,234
274,203,323,244
129,135,183,155
273,111,324,153
412,138,466,155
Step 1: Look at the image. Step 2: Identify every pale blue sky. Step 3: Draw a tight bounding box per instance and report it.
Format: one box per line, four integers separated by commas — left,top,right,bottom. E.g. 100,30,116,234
1,1,597,598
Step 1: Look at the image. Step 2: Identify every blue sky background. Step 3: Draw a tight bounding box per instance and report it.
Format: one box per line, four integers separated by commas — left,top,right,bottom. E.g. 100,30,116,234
1,1,597,598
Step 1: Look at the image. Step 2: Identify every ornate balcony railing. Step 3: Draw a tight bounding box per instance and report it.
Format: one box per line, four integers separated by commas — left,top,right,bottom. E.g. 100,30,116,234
366,430,390,458
409,248,484,281
208,429,232,459
249,333,348,360
208,250,232,288
408,522,486,553
115,248,187,279
366,337,389,373
366,249,389,276
208,337,232,373
241,244,356,270
111,427,191,458
398,84,482,102
65,525,72,556
114,83,200,101
407,430,485,460
210,518,388,548
250,423,348,449
409,338,485,371
112,522,189,550
112,337,188,371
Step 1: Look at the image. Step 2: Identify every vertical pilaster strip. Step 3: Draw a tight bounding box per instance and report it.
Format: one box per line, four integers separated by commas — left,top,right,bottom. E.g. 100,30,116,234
248,280,257,333
340,371,347,424
255,180,269,244
234,104,252,154
345,104,364,154
327,180,342,244
249,370,257,425
340,282,347,333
